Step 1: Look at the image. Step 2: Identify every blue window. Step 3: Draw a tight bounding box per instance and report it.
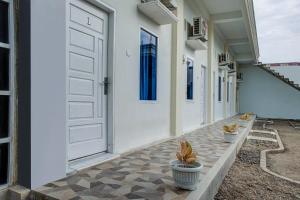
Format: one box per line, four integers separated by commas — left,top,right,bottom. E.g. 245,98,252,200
187,58,193,100
140,29,157,101
227,81,229,102
218,76,222,102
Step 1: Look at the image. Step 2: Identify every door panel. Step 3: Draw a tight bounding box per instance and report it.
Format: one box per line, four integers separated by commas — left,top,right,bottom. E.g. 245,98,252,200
70,28,95,51
215,69,224,121
70,52,94,74
200,66,206,124
67,0,108,161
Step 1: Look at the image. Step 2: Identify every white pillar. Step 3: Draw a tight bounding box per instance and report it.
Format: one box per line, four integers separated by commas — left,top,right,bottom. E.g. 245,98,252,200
207,19,215,123
170,0,184,136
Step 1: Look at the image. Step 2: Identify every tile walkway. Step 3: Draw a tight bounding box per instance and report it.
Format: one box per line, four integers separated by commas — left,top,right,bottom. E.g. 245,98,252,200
33,116,251,200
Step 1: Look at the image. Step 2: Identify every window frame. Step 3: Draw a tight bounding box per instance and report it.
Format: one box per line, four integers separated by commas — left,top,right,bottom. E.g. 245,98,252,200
186,57,194,101
139,27,158,102
227,80,229,103
218,76,222,102
0,0,15,190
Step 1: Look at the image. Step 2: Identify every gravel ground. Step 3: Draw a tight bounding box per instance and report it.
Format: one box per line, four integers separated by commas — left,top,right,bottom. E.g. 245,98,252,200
267,120,300,181
215,122,300,200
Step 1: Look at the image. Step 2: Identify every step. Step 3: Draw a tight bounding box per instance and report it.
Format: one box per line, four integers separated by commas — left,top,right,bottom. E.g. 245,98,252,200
7,185,31,200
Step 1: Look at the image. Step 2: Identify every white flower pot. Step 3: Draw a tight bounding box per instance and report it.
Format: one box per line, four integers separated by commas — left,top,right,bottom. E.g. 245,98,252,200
224,131,238,143
170,160,203,190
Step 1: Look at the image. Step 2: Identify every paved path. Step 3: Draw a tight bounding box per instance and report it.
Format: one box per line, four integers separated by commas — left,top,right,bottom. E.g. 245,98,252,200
33,116,251,200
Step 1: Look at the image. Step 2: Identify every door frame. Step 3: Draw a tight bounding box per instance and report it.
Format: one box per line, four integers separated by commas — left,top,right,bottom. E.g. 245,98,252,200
215,68,225,121
65,0,116,167
200,65,207,125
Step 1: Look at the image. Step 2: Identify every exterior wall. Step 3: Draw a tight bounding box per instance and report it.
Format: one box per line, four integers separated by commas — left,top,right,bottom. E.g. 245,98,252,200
30,0,67,188
23,0,172,188
239,65,300,119
182,1,208,133
213,34,226,121
271,66,300,85
99,0,172,153
15,0,245,189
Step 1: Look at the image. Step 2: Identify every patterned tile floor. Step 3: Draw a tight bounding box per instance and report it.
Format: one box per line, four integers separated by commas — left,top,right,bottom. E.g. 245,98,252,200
33,116,248,200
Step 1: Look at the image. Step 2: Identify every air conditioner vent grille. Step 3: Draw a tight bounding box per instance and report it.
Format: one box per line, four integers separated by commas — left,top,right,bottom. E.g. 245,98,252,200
194,18,200,35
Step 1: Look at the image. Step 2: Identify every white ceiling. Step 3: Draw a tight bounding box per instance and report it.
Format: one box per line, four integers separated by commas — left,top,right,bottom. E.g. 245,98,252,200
195,0,256,63
202,0,242,15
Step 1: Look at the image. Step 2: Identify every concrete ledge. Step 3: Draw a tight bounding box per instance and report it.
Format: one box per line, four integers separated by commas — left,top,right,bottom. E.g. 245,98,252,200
247,135,277,143
187,116,255,200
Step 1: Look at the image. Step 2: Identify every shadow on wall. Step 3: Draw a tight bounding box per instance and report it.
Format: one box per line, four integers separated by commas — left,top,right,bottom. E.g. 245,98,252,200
238,65,300,120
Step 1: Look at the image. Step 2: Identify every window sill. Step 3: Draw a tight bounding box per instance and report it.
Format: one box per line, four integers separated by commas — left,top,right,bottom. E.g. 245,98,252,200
186,99,195,104
139,100,159,104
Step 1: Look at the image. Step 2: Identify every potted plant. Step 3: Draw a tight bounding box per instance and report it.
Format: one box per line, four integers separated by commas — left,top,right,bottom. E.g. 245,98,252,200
223,124,239,143
170,140,203,190
238,113,251,127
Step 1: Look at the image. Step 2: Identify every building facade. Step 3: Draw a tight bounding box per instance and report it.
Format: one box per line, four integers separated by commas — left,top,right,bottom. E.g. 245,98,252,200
0,0,259,192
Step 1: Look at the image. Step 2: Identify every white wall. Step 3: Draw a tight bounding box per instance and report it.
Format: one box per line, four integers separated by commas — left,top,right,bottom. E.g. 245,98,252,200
272,66,300,85
182,1,208,133
31,0,67,188
98,0,172,153
213,34,226,121
239,65,300,119
29,0,172,188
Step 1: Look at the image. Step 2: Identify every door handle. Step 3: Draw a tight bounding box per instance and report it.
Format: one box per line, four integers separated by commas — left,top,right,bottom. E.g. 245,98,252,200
99,77,109,95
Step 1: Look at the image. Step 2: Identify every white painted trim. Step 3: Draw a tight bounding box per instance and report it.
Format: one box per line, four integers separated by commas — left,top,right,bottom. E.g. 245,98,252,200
0,91,11,95
186,56,195,101
0,138,10,144
0,42,10,49
201,64,208,125
138,26,160,103
67,152,119,173
65,0,117,170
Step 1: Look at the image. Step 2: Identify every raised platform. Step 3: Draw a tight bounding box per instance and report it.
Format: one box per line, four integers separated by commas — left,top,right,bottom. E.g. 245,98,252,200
28,116,255,200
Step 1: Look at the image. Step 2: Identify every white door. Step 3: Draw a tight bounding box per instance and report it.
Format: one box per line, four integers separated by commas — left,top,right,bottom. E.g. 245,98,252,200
229,77,235,116
67,0,108,161
200,66,206,124
215,69,224,121
227,77,232,117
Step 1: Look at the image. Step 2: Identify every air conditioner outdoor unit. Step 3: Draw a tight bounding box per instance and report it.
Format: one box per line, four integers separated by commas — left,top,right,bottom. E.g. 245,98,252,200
192,16,208,42
141,0,178,11
218,53,230,65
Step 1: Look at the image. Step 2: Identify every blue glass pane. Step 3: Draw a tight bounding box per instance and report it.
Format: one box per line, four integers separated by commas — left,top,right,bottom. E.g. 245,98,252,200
218,76,222,101
0,95,9,139
0,1,9,44
140,29,157,101
0,48,9,91
0,143,8,185
187,59,193,100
